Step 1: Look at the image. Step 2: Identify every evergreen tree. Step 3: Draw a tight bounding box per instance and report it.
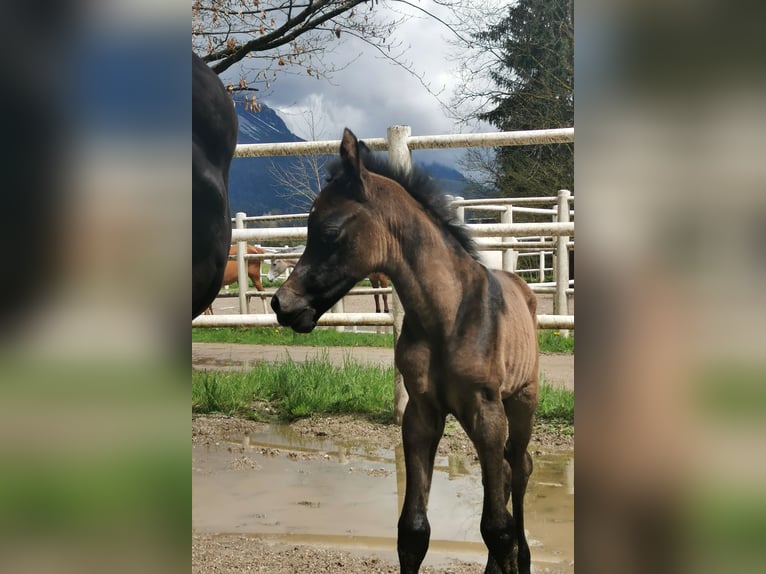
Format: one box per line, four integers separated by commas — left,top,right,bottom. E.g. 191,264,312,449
478,0,573,197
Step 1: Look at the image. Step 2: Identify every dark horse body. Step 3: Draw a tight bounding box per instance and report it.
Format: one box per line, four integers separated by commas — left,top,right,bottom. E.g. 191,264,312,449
272,129,539,574
192,52,238,319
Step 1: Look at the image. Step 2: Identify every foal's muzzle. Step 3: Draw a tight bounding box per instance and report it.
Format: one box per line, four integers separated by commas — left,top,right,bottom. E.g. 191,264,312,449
271,289,317,333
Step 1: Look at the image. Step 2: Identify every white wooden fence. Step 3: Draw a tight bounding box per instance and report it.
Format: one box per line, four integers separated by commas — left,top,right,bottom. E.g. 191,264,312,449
193,125,574,329
192,125,574,423
200,196,574,323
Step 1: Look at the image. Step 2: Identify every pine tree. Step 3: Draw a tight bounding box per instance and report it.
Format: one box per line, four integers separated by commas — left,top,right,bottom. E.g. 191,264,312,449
478,0,573,197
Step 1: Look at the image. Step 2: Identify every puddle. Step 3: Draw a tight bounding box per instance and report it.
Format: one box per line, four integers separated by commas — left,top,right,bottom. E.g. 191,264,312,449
193,424,573,571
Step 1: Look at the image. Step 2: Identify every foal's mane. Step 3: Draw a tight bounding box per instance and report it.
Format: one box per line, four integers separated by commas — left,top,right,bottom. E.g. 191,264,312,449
326,146,481,262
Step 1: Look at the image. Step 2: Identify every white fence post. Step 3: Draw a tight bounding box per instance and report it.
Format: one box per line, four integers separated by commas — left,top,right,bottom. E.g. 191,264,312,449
554,190,571,338
387,125,412,425
501,206,517,272
387,125,412,172
235,212,249,314
390,285,408,426
331,299,345,332
454,195,465,224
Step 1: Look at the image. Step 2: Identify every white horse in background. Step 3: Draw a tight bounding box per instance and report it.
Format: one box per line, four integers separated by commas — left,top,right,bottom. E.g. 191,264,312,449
267,257,300,281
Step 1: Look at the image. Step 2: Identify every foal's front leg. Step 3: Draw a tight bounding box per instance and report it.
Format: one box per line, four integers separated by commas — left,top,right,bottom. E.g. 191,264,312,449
397,397,445,574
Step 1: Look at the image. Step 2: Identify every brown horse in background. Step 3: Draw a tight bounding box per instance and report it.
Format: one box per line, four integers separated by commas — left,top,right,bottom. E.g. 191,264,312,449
204,244,265,314
368,271,389,313
272,129,539,574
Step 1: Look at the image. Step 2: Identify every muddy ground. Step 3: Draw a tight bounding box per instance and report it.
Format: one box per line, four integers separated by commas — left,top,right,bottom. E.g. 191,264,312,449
194,290,573,572
192,414,573,574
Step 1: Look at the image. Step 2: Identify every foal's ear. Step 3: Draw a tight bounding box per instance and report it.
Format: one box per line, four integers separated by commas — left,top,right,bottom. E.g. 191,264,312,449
339,128,370,198
339,128,362,176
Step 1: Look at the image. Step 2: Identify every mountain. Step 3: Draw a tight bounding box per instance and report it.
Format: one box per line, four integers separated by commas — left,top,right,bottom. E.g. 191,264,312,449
228,104,472,216
227,104,309,215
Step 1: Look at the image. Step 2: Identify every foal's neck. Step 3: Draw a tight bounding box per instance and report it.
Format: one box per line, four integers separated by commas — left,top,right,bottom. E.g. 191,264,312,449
382,199,482,336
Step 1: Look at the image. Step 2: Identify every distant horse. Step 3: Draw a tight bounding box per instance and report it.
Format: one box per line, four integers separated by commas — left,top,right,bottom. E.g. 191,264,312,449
266,257,299,282
205,244,266,314
368,272,390,313
269,258,389,313
272,129,539,574
192,52,238,319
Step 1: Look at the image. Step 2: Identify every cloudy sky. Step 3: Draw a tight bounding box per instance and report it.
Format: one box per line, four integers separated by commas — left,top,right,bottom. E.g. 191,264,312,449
227,1,498,164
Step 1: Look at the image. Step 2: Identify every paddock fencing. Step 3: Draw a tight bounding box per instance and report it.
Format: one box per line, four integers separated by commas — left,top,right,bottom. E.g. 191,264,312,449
192,125,574,424
192,125,574,334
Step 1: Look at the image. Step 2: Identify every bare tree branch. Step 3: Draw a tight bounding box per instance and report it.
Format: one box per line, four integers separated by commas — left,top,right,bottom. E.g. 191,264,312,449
268,105,331,211
192,1,467,106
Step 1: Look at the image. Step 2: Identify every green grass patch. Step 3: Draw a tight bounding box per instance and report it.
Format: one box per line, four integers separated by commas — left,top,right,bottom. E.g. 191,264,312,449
193,356,396,422
192,359,573,428
538,330,574,353
537,379,574,425
192,326,394,348
193,326,572,354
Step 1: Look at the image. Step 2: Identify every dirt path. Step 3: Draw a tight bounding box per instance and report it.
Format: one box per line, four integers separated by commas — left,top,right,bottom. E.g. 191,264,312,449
193,342,573,391
199,290,573,390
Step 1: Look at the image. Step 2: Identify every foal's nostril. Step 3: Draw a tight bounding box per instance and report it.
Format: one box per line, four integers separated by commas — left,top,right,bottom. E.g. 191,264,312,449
271,293,281,314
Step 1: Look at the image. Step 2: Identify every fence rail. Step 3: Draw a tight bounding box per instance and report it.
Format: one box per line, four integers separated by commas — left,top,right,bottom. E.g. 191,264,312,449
229,221,574,243
234,127,574,158
194,313,573,330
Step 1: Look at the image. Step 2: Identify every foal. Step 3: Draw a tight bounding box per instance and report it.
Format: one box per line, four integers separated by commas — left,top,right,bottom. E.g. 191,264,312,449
272,129,539,574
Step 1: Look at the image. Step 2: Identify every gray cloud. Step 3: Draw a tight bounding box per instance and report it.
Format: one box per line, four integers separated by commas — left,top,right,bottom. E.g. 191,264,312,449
249,1,494,164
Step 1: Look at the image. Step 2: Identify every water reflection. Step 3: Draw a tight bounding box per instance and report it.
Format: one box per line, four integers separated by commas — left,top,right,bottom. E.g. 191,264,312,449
193,423,573,570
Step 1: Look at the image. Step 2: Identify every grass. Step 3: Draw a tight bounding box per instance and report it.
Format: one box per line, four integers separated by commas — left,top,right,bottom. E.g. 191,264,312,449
537,330,574,353
192,326,573,354
193,355,395,422
192,358,573,428
192,326,395,348
536,381,574,424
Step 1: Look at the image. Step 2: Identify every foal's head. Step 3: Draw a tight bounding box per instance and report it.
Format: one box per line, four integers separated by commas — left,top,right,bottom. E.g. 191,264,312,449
271,128,390,332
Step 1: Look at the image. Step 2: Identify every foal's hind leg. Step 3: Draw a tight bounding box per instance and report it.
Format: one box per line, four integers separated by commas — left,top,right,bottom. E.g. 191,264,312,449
504,383,537,574
397,398,445,573
459,396,517,574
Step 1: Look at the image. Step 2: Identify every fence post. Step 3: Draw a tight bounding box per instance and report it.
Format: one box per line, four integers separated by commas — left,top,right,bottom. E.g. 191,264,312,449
387,125,412,425
554,190,571,337
235,212,249,314
390,287,408,425
387,125,412,173
454,195,465,224
332,299,345,332
539,250,545,283
501,206,517,272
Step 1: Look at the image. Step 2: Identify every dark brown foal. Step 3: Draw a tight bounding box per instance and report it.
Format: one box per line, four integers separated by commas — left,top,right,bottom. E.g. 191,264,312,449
272,129,539,574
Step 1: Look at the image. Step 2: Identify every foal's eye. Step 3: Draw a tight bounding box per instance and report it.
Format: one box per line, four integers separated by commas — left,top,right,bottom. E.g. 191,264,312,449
321,225,342,243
